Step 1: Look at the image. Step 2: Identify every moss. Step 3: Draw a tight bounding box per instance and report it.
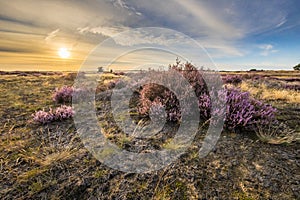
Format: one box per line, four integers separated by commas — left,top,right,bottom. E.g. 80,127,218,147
232,191,256,200
93,169,108,178
154,180,189,200
29,181,44,194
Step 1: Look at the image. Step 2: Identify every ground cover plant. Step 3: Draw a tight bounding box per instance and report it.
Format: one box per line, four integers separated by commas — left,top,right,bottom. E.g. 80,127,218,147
222,75,243,85
32,105,74,124
0,69,299,199
120,61,279,135
52,86,74,104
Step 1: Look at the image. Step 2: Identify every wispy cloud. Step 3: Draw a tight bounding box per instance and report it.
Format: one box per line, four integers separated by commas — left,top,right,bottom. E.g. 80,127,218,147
175,0,242,39
275,18,287,28
259,44,278,56
45,29,60,42
111,0,142,16
77,26,129,37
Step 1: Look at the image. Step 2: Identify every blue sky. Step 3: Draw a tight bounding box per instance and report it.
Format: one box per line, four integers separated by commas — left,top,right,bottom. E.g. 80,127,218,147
0,0,299,71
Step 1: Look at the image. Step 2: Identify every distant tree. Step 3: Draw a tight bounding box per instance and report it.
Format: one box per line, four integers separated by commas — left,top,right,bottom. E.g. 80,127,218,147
293,63,300,70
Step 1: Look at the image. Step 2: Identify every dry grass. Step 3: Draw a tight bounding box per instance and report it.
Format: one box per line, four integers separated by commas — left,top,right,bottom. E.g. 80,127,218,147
255,122,300,144
240,81,300,103
38,150,75,166
239,80,300,143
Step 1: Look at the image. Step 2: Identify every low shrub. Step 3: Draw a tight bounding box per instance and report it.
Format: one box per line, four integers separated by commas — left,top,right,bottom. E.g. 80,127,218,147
133,61,277,132
53,86,74,103
284,84,300,91
138,83,181,121
54,105,75,120
222,75,242,85
224,88,276,130
32,109,55,124
262,80,300,91
32,105,74,124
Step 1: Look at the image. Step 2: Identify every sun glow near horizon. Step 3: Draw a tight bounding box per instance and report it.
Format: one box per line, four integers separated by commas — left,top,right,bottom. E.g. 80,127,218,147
58,47,71,59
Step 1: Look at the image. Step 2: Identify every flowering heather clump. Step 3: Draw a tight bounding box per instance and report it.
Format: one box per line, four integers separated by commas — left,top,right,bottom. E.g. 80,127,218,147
32,105,74,124
225,88,276,130
107,81,116,89
197,94,211,119
136,61,218,122
263,79,300,91
241,74,266,80
32,109,55,124
222,75,242,85
284,84,300,91
138,83,181,122
170,61,209,97
54,105,75,120
134,60,277,132
53,86,74,103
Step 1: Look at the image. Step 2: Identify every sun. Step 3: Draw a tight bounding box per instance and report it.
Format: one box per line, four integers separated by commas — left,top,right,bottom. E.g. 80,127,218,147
58,47,71,59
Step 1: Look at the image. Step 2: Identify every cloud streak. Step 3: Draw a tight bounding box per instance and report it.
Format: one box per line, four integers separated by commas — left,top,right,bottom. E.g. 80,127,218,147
45,29,60,42
259,44,278,56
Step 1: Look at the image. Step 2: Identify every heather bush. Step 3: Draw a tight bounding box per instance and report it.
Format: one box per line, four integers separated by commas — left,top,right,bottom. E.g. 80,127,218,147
32,109,55,124
107,81,116,89
283,84,300,91
169,61,209,97
281,78,300,82
53,86,74,103
133,61,277,132
106,79,128,90
262,79,300,91
32,105,74,124
134,61,212,122
138,83,181,121
222,75,242,85
54,105,75,120
53,85,92,104
224,88,276,130
241,74,267,81
132,61,210,122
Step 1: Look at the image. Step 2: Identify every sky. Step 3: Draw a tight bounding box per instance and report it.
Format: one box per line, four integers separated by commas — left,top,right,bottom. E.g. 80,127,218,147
0,0,300,71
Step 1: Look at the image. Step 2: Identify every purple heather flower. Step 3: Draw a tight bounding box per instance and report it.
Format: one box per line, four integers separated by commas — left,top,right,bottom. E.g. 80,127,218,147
52,86,74,103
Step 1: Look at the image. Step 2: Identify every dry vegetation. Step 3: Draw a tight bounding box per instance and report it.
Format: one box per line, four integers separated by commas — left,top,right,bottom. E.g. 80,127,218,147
0,70,299,199
240,82,300,103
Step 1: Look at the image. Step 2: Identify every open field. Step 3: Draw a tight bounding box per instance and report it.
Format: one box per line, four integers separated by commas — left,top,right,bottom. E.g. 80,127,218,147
0,70,299,199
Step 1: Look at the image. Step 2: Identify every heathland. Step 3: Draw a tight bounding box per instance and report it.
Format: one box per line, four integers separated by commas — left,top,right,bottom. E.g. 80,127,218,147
0,66,299,199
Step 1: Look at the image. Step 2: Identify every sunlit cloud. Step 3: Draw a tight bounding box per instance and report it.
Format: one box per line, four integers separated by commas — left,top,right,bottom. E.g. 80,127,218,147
77,26,130,37
45,29,60,42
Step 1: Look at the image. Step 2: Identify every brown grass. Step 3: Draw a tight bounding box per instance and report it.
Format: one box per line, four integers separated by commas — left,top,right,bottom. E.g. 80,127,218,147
240,81,300,103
